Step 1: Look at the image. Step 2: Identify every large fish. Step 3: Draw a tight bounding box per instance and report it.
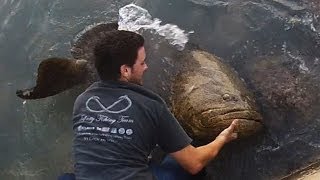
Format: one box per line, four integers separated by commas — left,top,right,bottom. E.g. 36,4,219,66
171,50,262,142
16,23,263,142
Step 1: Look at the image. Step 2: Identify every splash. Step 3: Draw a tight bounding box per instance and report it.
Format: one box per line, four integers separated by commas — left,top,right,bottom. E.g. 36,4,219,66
281,42,310,74
285,12,319,33
118,4,193,51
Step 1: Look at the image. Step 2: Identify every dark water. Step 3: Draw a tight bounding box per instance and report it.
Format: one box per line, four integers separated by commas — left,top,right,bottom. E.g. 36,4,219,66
0,0,131,179
1,0,320,179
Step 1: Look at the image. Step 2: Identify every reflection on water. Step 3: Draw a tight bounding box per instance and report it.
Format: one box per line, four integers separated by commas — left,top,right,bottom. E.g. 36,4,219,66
1,0,320,179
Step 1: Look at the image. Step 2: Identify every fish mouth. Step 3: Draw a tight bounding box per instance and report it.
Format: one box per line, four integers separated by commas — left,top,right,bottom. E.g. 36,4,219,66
200,108,262,123
199,108,263,138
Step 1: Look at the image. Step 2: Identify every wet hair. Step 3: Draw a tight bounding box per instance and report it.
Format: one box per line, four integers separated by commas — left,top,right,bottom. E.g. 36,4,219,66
93,30,144,81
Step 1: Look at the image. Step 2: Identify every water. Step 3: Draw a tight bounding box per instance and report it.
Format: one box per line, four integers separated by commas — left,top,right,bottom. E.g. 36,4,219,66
0,0,132,179
118,3,193,50
1,0,320,179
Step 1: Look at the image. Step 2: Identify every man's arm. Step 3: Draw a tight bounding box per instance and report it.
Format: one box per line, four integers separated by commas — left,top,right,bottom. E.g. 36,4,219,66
170,120,238,175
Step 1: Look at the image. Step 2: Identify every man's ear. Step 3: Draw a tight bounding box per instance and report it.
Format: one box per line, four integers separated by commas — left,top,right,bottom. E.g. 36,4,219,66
120,64,131,78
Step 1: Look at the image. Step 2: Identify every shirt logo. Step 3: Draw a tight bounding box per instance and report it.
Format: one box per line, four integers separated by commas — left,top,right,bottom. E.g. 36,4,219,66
85,95,132,113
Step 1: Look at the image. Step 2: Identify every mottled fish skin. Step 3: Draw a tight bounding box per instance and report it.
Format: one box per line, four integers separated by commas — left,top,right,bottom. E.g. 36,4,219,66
172,50,263,143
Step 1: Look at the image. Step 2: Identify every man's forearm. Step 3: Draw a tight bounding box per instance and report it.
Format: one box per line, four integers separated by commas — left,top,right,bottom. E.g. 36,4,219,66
194,137,227,169
171,137,227,175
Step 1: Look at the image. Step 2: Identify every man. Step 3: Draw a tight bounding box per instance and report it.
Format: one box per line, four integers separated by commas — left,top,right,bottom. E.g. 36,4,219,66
71,30,238,180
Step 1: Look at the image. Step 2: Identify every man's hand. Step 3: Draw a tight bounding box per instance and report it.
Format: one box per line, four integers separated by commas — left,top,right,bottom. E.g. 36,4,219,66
170,119,239,175
215,119,239,144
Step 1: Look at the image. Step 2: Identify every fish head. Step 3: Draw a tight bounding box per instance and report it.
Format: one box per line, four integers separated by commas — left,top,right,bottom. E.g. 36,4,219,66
172,50,263,142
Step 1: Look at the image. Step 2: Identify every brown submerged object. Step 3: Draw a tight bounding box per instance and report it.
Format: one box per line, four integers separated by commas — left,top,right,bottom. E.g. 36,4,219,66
16,58,88,99
15,23,263,141
172,50,262,142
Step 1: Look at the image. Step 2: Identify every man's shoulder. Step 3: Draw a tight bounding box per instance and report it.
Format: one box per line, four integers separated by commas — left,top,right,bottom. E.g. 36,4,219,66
74,81,167,111
98,80,166,105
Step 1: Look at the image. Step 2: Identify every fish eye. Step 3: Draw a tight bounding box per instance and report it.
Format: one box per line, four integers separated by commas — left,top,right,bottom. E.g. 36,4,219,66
222,94,231,101
222,94,238,102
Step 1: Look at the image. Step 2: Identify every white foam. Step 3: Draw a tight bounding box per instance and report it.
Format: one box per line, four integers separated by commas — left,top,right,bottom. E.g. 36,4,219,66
118,4,193,51
308,142,320,148
314,57,319,65
286,13,319,33
281,42,310,74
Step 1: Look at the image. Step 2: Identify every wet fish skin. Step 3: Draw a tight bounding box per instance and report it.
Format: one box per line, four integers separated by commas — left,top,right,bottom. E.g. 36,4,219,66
172,50,263,142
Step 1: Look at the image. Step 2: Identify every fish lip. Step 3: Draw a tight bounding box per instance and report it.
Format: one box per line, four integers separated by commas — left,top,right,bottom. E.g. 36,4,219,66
203,117,263,127
200,108,263,122
234,118,263,125
198,109,264,133
194,112,263,141
235,117,262,123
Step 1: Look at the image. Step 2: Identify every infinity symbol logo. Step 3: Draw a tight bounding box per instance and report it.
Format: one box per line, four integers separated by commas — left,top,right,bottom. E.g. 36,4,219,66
85,95,132,114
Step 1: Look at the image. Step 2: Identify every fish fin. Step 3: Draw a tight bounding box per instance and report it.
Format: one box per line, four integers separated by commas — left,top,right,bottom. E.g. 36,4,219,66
16,58,89,99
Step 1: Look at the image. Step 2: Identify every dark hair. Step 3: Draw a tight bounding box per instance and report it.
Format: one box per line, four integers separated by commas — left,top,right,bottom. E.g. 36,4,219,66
93,30,144,81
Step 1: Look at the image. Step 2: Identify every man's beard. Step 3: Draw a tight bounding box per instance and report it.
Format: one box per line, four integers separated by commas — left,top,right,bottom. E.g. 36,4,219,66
128,77,143,86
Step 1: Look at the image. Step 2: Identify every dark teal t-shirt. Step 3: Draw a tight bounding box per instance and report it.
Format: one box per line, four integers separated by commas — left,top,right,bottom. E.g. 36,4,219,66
72,81,192,180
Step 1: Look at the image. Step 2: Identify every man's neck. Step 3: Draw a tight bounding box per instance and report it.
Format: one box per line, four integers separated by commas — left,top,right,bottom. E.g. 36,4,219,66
119,77,129,83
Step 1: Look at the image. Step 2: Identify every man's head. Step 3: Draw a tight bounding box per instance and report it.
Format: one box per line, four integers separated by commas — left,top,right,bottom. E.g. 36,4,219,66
94,30,147,85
